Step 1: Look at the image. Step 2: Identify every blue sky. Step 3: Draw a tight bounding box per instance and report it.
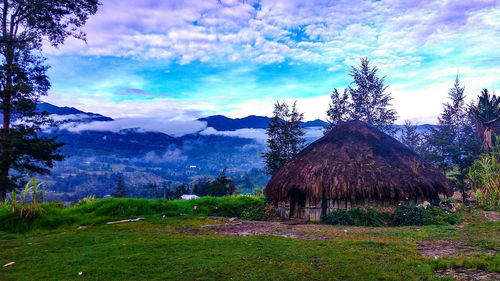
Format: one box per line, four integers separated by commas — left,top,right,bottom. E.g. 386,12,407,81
43,0,500,126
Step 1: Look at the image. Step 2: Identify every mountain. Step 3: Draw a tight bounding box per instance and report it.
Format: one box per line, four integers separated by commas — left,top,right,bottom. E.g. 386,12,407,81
198,115,328,131
302,119,328,128
37,102,113,123
198,115,271,131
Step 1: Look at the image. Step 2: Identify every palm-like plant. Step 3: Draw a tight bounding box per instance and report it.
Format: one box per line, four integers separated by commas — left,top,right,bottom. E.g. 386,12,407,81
471,89,500,151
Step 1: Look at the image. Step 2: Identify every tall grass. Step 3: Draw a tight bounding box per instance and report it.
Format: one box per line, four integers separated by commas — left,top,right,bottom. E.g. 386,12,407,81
0,195,268,233
469,153,500,207
3,178,47,219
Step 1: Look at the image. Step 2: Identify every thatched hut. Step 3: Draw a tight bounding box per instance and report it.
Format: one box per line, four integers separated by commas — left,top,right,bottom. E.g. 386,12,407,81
265,120,452,221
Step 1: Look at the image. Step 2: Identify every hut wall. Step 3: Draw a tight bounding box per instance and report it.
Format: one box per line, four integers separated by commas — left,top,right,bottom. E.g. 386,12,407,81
304,197,322,221
278,196,433,221
277,200,288,218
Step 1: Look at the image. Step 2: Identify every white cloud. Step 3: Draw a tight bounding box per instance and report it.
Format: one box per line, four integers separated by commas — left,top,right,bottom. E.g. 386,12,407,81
200,127,268,142
42,0,500,68
63,118,207,136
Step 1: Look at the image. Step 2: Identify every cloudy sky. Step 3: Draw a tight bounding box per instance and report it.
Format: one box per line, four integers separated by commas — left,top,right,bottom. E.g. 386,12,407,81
42,0,500,124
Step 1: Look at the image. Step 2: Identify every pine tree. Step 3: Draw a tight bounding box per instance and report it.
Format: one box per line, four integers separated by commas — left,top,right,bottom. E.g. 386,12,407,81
112,175,126,198
324,88,350,132
422,76,478,169
400,120,421,152
325,58,397,134
263,101,305,175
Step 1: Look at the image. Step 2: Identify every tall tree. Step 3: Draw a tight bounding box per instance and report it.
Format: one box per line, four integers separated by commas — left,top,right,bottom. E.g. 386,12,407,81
325,58,397,134
400,120,421,152
422,76,480,171
263,101,305,175
471,89,500,151
0,0,100,201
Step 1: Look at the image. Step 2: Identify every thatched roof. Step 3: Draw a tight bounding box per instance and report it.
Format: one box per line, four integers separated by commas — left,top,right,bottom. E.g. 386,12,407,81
266,120,452,204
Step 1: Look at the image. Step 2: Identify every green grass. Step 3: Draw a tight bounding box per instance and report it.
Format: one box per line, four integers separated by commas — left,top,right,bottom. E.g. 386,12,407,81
0,217,441,280
0,196,267,233
0,198,498,280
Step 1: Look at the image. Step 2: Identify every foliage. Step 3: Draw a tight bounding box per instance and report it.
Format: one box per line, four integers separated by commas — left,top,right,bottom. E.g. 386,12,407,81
240,203,276,221
324,88,351,132
0,0,100,201
193,169,236,197
424,207,462,225
73,195,97,207
263,101,305,175
470,89,500,151
393,205,426,226
393,205,462,226
469,152,500,207
111,175,126,198
325,57,397,134
322,209,354,225
3,177,47,219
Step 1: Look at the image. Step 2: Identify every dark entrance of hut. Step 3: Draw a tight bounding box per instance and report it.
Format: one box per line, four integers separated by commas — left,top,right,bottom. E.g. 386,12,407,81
289,188,306,218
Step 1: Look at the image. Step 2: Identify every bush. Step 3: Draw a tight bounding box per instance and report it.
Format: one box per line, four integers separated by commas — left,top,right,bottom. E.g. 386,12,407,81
322,209,354,225
424,207,462,225
393,205,425,226
393,205,463,226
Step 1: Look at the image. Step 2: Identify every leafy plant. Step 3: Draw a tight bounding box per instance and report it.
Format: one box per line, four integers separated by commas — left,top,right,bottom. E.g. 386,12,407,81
240,205,268,221
468,152,500,207
74,195,97,207
8,178,47,218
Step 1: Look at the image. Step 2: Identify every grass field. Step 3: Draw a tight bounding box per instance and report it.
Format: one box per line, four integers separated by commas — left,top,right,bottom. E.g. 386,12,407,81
0,199,499,280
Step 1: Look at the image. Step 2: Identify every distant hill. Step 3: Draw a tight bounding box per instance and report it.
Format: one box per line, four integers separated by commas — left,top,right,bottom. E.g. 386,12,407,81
198,115,271,131
37,102,113,122
34,102,438,201
198,115,328,131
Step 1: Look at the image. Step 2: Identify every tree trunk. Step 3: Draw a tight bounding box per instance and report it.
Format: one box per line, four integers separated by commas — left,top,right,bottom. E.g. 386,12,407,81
0,188,5,202
483,127,493,151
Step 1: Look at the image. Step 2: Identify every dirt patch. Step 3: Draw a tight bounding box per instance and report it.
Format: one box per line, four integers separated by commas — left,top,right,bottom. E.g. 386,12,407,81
480,211,500,222
436,268,500,281
201,219,369,240
417,240,497,259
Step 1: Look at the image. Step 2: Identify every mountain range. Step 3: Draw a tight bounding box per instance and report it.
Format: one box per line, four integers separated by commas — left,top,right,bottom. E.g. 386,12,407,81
34,102,434,202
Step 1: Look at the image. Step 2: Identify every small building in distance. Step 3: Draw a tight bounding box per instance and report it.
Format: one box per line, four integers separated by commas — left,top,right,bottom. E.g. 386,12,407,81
180,194,200,200
265,120,452,221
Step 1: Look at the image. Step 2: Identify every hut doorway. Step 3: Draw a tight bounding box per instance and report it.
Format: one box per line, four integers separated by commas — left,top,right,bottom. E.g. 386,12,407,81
289,188,306,218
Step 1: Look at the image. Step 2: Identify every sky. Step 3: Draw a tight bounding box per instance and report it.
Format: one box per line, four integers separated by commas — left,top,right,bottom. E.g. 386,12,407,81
42,0,500,127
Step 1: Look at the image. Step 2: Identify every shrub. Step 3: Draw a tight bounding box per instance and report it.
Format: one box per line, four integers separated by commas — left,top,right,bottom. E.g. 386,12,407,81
393,205,463,226
322,209,354,225
468,153,500,207
393,205,425,226
424,207,462,225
